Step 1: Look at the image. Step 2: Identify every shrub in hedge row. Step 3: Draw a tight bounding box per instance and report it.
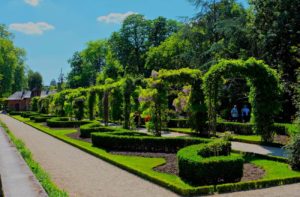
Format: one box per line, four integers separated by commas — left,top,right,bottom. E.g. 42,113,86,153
21,111,39,118
46,117,92,128
168,119,289,135
177,140,244,185
168,119,189,128
80,122,118,138
9,111,24,115
30,115,56,123
216,177,300,193
91,131,211,153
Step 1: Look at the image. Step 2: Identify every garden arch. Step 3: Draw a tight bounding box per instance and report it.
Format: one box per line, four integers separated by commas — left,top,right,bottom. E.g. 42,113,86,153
203,58,281,142
148,68,207,136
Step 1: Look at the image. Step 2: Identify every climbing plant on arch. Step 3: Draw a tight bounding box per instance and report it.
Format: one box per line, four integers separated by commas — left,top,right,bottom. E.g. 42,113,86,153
203,58,282,142
142,68,207,136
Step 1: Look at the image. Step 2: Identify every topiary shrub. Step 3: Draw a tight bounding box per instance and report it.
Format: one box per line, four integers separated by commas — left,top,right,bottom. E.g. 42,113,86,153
30,115,56,123
91,131,211,153
21,111,39,118
177,140,244,185
285,133,300,170
80,122,117,138
46,117,92,128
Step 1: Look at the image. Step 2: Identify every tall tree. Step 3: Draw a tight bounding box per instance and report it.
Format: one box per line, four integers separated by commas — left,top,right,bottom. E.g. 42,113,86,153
110,14,150,76
250,0,300,121
149,17,181,47
28,71,43,91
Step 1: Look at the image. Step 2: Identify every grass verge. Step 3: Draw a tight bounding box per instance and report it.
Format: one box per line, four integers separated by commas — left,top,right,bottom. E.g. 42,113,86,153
0,120,68,197
11,115,300,196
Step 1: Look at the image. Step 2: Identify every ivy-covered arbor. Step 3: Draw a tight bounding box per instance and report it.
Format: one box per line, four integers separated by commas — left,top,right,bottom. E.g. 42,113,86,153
203,58,282,142
141,68,207,136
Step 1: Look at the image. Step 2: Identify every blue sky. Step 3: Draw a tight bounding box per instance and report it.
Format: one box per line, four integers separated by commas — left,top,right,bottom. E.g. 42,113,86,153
1,0,247,85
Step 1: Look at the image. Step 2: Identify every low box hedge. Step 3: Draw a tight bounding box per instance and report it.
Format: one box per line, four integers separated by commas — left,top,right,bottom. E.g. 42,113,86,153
30,115,56,123
168,119,190,128
46,117,92,128
21,111,39,118
80,122,118,138
168,119,289,135
9,111,24,116
216,176,300,193
177,140,244,186
91,131,211,153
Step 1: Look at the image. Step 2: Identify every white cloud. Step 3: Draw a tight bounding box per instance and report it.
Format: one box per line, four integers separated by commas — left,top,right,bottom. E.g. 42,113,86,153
24,0,41,6
9,22,54,35
97,11,138,24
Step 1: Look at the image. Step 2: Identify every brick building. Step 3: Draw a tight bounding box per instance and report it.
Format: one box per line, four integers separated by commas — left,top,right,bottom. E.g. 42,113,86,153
6,90,56,111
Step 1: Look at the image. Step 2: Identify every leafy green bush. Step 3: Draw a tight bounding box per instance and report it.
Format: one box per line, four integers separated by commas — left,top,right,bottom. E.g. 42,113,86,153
30,115,56,123
80,122,117,137
92,131,211,153
9,111,24,116
216,177,300,193
46,117,92,128
285,133,300,170
168,119,189,128
177,140,244,185
21,111,39,118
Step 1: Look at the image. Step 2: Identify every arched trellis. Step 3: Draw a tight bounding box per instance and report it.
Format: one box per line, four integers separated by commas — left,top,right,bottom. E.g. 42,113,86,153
48,78,135,128
203,58,282,142
145,68,207,136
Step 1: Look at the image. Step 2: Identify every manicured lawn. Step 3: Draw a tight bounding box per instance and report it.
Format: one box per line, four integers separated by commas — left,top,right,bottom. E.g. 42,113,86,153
12,115,300,196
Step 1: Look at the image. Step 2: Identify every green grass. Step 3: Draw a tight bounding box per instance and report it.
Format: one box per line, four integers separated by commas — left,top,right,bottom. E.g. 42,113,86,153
0,120,67,197
232,134,262,142
11,115,300,196
168,128,196,134
246,156,300,179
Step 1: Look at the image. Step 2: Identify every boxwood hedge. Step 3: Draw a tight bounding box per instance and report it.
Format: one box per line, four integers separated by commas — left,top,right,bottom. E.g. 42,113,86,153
168,119,288,135
30,115,56,123
91,131,211,153
80,122,118,137
20,111,40,118
46,117,92,128
177,140,244,185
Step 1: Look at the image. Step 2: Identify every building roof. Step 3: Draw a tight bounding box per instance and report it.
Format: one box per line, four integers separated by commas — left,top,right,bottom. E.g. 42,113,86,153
7,90,57,101
7,91,31,101
40,90,57,98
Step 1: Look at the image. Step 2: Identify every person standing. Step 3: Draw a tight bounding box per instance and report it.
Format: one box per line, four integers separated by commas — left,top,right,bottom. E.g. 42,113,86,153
231,105,239,122
242,105,250,122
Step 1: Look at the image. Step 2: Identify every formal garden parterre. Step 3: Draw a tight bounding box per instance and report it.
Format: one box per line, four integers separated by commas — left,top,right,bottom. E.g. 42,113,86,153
6,58,300,196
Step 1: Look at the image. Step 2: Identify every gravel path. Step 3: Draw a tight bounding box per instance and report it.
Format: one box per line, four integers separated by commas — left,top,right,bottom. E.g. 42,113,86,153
0,115,178,197
231,141,286,157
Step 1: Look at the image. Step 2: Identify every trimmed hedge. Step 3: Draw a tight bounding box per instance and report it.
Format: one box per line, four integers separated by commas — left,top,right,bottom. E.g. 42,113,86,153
30,115,56,123
9,111,24,116
21,111,39,118
216,177,300,193
92,131,211,153
177,140,244,185
168,119,289,135
168,119,190,128
46,117,92,128
80,122,118,138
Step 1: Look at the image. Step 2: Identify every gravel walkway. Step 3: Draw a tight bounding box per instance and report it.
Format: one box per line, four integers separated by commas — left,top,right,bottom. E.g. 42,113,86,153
231,141,286,157
0,115,178,197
